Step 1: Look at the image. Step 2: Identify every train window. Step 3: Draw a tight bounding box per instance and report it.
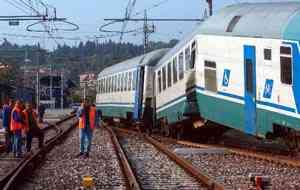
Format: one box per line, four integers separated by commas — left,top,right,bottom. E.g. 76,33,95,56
102,79,104,93
158,70,162,93
204,61,216,68
114,75,118,92
116,75,119,92
264,49,272,61
126,72,129,91
119,75,122,92
280,57,292,85
119,74,122,92
280,46,291,55
111,77,114,93
226,15,241,32
191,41,197,69
128,72,132,91
280,46,292,85
204,60,217,92
98,80,101,94
167,62,172,87
124,73,128,91
173,57,178,83
125,72,129,91
246,59,254,93
100,79,104,94
107,77,110,93
185,46,191,71
122,73,126,91
109,77,113,93
179,52,184,80
111,76,114,93
106,78,109,93
132,70,137,91
104,79,106,93
162,66,167,90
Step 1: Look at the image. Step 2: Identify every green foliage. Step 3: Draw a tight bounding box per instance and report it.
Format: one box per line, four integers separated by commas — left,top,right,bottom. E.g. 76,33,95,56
0,38,179,85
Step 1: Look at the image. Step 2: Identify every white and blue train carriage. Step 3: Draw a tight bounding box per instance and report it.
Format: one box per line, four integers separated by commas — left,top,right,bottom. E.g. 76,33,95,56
96,49,168,121
154,2,300,144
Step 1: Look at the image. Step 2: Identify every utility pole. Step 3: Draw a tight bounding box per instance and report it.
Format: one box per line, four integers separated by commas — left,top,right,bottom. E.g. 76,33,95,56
50,56,53,109
36,49,40,111
207,0,213,16
143,10,155,54
61,65,64,109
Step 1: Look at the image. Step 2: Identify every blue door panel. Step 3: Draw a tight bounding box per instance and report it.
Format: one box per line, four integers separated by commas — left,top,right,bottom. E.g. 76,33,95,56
133,66,145,120
244,45,257,135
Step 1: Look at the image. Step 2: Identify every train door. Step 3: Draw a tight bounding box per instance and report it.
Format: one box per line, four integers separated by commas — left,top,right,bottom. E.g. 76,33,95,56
243,45,257,135
133,66,145,120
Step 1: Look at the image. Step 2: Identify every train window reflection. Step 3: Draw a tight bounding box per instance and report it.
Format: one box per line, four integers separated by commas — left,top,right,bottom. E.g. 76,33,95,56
179,52,184,80
167,62,172,87
162,66,167,90
191,41,197,69
158,70,162,93
185,46,191,71
132,70,137,91
173,57,178,84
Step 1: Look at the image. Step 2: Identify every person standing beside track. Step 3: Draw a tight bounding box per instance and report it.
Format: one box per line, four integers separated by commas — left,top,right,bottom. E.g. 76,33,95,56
2,99,14,153
10,100,25,158
76,101,97,158
23,103,44,153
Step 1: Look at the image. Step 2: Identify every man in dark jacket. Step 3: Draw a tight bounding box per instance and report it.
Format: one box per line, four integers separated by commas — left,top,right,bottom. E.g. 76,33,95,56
24,103,44,152
2,99,14,153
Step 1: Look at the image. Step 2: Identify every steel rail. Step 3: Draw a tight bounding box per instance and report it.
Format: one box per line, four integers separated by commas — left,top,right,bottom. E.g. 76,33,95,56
114,128,224,190
175,140,300,168
105,127,141,190
0,114,76,190
152,135,300,168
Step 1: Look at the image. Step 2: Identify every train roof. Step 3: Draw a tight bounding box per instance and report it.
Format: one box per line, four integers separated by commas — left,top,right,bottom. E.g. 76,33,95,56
198,2,300,40
98,48,169,78
157,2,300,67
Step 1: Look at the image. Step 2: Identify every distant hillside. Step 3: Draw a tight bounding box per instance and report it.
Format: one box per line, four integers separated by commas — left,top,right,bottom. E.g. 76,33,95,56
0,38,178,84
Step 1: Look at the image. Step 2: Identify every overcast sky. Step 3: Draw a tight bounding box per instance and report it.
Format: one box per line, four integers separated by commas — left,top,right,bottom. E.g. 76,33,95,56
0,0,295,49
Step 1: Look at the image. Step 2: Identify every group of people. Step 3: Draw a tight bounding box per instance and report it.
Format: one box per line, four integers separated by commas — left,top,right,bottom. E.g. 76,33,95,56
2,98,100,159
2,99,44,158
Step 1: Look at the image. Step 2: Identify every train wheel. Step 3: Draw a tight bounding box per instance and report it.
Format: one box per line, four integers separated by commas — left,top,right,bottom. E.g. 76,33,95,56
176,126,184,140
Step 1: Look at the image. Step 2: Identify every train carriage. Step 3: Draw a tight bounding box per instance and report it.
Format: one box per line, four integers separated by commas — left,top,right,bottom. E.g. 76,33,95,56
96,49,168,121
155,2,300,145
97,2,300,149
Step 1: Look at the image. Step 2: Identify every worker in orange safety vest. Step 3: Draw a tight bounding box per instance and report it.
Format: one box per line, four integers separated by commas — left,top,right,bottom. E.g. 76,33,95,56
76,100,97,158
10,100,25,158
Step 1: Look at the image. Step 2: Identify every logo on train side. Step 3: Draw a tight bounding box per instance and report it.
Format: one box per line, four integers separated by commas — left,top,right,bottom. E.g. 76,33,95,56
263,79,274,99
222,69,231,87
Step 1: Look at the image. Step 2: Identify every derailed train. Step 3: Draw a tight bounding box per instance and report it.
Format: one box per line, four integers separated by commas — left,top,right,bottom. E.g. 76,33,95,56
96,2,300,148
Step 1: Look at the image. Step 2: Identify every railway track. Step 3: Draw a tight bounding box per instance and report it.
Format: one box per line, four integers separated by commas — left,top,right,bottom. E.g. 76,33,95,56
14,124,128,190
113,127,223,190
152,135,300,189
0,115,76,190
